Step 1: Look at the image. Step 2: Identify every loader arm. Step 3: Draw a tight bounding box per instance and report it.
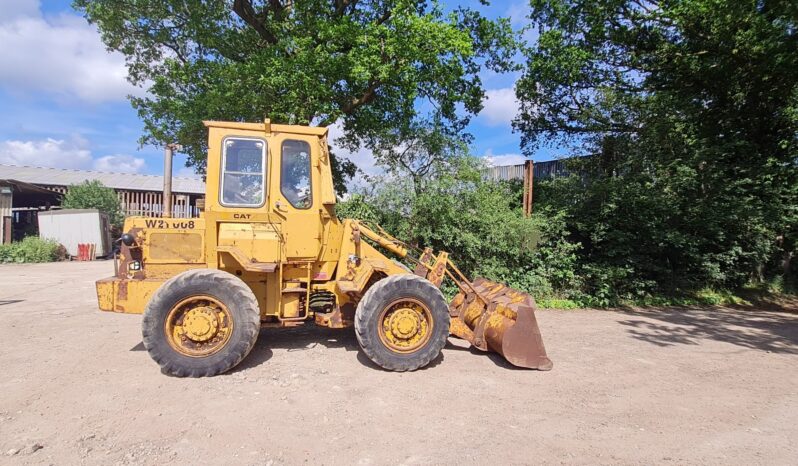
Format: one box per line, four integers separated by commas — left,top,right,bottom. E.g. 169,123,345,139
352,221,553,370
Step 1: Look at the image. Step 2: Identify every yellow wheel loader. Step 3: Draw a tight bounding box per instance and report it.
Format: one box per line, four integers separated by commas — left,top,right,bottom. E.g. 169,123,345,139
96,119,552,376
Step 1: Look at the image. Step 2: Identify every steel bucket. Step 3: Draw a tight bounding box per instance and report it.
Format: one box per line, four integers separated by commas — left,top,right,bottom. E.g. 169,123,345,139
449,277,553,370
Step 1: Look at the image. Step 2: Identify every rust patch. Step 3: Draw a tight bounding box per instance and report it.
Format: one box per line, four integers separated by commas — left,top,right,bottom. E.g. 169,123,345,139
117,280,128,300
117,227,145,279
426,252,449,287
413,247,433,277
449,277,552,370
313,303,355,329
340,303,356,322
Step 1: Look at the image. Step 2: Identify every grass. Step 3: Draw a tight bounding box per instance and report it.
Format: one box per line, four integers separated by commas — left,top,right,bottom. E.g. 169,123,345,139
535,284,797,310
536,297,582,309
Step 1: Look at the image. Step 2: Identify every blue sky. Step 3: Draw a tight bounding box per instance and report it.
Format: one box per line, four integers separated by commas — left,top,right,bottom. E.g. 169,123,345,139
0,0,562,180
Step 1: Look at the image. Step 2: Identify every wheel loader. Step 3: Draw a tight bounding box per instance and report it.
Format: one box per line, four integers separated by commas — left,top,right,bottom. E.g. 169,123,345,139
96,119,552,376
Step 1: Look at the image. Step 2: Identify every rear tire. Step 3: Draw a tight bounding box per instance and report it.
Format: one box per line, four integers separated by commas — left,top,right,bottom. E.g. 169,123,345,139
355,274,450,371
142,269,260,377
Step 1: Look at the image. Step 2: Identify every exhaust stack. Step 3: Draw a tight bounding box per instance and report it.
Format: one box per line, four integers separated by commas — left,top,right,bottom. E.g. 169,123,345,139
162,143,181,218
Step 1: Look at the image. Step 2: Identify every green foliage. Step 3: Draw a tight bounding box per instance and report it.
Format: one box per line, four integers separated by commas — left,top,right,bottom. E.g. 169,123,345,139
68,0,796,307
338,156,583,301
515,0,798,301
535,298,581,310
74,0,518,191
340,151,793,308
0,236,63,263
63,180,124,226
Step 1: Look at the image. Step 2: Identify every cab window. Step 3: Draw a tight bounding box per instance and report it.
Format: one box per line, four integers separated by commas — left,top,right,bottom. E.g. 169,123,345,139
280,140,312,209
220,137,266,207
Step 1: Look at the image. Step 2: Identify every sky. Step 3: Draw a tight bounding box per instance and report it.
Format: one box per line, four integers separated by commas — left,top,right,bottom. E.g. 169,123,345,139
0,0,563,180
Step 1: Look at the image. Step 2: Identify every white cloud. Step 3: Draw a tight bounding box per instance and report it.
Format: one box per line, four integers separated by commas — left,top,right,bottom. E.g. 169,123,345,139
0,136,145,173
92,154,145,173
483,149,527,167
1,0,40,21
0,136,92,169
326,122,383,190
480,87,519,126
0,1,141,103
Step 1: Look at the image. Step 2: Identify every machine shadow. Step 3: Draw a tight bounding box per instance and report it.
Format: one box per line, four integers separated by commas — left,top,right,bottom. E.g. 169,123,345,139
129,341,146,351
614,301,798,354
234,325,446,372
443,340,527,370
0,299,24,306
231,325,360,372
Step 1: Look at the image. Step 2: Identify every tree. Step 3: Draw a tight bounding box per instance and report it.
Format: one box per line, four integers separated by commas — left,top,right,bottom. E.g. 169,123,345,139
74,0,517,192
367,118,467,194
516,0,798,294
337,155,582,300
63,180,124,226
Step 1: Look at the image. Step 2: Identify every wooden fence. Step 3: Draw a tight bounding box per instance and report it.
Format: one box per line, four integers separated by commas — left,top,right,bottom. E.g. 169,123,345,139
43,185,199,218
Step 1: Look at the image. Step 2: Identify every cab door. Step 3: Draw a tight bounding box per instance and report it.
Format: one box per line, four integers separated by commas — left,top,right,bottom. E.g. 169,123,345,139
270,134,321,259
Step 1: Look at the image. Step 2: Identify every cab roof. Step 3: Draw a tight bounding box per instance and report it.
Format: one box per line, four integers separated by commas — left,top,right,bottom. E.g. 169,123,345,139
203,119,328,137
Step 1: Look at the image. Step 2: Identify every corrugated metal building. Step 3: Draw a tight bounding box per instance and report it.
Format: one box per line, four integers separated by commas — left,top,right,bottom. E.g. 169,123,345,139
0,164,206,243
482,159,573,216
482,159,571,182
0,164,205,218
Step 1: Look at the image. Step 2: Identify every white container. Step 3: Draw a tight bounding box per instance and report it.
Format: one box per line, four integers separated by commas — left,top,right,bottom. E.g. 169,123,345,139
37,209,112,258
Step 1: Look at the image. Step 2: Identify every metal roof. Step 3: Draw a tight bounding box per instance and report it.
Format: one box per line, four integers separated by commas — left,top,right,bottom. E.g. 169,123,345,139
0,179,62,207
0,164,205,194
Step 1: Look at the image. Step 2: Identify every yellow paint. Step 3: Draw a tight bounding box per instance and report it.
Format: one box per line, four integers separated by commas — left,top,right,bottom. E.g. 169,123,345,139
165,296,233,357
100,278,166,314
378,299,432,353
95,278,115,311
148,232,203,262
93,119,522,360
96,120,364,320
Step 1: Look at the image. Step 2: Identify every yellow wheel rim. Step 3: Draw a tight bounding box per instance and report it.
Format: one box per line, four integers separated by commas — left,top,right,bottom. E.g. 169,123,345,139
377,298,433,354
164,296,233,357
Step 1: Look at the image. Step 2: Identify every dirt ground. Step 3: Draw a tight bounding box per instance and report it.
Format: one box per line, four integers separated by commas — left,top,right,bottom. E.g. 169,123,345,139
1,261,797,465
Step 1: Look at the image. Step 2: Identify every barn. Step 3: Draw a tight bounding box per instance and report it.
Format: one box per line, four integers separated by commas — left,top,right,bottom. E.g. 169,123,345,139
0,164,205,244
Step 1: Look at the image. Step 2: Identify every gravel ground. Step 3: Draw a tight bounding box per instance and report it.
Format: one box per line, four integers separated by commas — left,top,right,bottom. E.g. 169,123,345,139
1,261,796,465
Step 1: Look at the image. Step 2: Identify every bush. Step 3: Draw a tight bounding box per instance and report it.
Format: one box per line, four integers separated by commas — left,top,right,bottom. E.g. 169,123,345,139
340,153,794,308
0,236,64,263
63,180,123,226
337,157,583,303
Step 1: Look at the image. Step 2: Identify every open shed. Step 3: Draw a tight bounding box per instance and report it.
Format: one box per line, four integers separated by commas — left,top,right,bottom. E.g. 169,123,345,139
0,179,62,244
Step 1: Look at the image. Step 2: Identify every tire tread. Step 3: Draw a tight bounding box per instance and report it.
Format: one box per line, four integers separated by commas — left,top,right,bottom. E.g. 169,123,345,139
142,268,260,377
355,274,449,371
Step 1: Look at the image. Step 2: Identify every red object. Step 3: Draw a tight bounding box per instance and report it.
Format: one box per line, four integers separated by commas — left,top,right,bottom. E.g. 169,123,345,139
77,243,89,261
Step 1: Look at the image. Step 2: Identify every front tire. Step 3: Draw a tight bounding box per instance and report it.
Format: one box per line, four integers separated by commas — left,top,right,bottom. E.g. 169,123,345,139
355,274,450,371
142,269,260,377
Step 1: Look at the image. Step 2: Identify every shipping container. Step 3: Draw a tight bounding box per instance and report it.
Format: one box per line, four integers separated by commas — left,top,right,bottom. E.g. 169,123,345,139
37,209,112,258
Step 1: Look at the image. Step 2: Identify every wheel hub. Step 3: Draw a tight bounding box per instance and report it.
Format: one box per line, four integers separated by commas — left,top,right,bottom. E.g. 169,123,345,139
165,296,233,358
182,307,219,342
389,308,421,339
379,299,433,353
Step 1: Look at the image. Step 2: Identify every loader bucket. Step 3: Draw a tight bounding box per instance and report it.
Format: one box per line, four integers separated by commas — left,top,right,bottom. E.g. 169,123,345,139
448,277,553,370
